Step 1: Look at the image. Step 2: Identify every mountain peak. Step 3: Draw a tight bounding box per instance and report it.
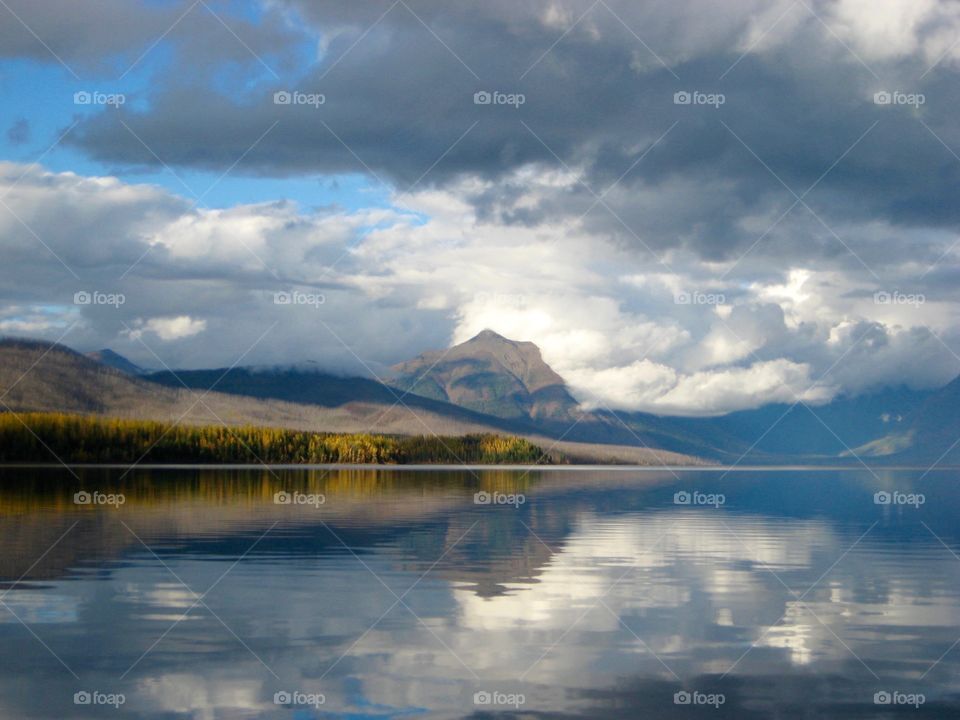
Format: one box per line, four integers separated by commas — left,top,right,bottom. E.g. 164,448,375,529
469,328,510,342
390,331,579,421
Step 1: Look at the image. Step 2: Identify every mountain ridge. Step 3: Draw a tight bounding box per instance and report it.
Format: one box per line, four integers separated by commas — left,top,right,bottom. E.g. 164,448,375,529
3,333,957,465
0,338,702,466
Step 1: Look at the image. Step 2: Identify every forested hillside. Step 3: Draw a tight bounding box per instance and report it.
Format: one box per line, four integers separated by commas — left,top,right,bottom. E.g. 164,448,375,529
0,413,561,465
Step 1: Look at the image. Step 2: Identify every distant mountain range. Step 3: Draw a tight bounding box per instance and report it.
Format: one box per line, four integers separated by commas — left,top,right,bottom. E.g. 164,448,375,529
2,330,957,466
384,330,950,464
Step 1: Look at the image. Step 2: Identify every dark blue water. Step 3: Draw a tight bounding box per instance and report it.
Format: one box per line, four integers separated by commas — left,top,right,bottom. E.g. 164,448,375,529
1,466,959,718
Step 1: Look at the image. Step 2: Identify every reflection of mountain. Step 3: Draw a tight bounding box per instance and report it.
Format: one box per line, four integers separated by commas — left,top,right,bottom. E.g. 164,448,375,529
3,466,956,595
449,508,960,716
0,467,632,587
0,467,478,585
454,513,838,633
3,469,960,719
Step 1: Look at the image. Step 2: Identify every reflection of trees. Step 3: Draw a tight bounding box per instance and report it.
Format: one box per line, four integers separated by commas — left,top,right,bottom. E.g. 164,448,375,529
6,467,960,704
0,466,544,513
0,467,544,586
0,468,674,591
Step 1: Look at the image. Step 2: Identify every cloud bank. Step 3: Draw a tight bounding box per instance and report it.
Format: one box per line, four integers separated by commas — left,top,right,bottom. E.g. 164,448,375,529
1,0,960,414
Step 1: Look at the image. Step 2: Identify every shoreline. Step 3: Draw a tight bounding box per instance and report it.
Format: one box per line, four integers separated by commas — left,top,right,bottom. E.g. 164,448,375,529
2,462,958,472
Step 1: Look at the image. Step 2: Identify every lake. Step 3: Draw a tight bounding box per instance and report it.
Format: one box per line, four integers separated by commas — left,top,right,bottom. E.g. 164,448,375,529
1,466,958,718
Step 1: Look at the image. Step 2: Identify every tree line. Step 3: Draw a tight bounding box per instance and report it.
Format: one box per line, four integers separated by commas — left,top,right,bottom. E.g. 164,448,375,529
0,413,561,465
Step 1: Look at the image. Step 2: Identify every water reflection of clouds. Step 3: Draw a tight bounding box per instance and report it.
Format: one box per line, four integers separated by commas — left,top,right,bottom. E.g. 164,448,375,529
3,478,960,718
137,674,265,720
451,513,960,686
0,592,77,624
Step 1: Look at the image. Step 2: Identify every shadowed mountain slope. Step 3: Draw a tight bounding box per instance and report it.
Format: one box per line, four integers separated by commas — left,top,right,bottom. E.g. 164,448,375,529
849,376,960,464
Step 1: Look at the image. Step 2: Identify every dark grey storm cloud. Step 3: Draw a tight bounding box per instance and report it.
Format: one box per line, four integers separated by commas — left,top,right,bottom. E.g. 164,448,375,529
37,0,958,268
0,0,306,76
3,1,960,411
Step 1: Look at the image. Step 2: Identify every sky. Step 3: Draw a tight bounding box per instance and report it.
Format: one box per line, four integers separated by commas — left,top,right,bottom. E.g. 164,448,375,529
1,0,960,416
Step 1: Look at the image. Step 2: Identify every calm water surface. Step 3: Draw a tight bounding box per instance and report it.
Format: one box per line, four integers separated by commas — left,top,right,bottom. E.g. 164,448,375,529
1,466,959,718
